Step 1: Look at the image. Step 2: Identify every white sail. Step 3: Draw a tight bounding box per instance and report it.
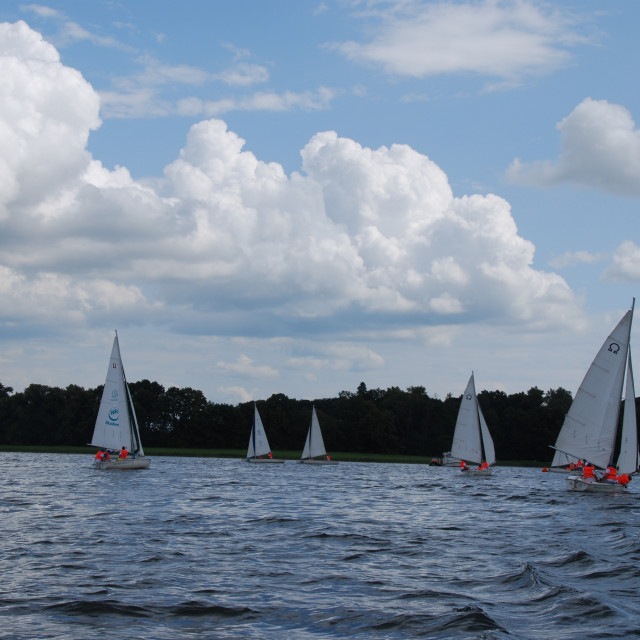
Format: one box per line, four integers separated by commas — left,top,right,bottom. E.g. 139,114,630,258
550,449,577,468
247,404,272,458
617,352,638,475
90,332,143,454
479,407,496,466
553,310,632,469
450,374,491,466
301,406,327,460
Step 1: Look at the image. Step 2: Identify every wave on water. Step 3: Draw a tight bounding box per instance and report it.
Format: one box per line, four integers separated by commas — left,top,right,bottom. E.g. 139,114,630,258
365,604,507,636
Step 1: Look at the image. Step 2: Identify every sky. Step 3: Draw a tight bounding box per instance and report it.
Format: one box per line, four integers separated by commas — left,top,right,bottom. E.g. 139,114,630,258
0,0,639,405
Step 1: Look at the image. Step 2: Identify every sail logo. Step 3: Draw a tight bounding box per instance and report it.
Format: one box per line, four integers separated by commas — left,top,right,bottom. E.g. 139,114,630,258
106,408,120,426
608,341,621,354
111,389,119,401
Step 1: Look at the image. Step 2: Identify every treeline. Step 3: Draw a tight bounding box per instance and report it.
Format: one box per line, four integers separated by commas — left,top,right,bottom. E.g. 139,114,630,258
0,379,601,462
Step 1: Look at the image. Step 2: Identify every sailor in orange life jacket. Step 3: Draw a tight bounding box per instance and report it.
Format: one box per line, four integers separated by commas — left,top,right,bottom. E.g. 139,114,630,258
478,461,489,470
460,460,468,471
119,446,128,460
603,465,618,482
95,450,103,460
268,452,273,459
582,462,595,480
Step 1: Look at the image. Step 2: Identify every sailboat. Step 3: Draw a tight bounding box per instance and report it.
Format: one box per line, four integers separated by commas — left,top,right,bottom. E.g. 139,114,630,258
552,301,638,493
546,450,583,473
449,373,496,475
246,403,284,463
299,406,338,465
90,331,150,470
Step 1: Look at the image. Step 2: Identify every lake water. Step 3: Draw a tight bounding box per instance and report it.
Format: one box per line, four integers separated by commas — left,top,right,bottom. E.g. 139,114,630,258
1,453,639,639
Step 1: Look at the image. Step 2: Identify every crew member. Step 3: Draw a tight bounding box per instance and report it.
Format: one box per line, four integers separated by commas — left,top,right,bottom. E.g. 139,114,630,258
582,462,595,481
603,465,618,482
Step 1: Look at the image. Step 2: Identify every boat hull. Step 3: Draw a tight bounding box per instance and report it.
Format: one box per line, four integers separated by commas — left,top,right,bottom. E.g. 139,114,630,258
246,457,285,463
298,459,338,465
462,468,492,476
93,457,150,470
547,467,573,473
566,475,626,493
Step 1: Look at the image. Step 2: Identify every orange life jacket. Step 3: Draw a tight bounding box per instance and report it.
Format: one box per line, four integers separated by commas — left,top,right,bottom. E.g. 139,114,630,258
95,451,103,460
119,449,128,459
604,466,617,480
582,465,595,478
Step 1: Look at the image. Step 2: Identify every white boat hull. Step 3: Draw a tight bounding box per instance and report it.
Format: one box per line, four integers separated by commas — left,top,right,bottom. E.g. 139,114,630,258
547,467,573,473
565,475,627,493
246,457,285,463
93,457,150,470
462,467,492,476
298,458,338,465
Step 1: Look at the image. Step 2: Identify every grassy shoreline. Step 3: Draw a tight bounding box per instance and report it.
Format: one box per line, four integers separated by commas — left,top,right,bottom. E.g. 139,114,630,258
0,444,545,466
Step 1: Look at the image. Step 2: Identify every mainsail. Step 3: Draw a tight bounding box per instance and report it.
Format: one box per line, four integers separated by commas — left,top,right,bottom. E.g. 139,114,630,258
247,403,272,458
90,332,144,455
301,406,327,460
451,374,495,466
552,310,632,470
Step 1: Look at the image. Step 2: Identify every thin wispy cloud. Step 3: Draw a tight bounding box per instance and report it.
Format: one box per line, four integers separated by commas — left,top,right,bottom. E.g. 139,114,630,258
330,0,588,83
549,250,604,270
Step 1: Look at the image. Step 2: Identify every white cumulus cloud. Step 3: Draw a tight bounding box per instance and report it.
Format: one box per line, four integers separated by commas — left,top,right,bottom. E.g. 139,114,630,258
0,20,582,363
506,98,640,197
602,241,640,282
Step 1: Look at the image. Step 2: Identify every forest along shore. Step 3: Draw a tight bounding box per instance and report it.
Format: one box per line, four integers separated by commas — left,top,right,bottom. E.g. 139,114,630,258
0,381,579,463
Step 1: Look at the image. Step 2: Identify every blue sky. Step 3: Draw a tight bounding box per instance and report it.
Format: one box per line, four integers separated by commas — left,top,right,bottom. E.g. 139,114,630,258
0,0,639,405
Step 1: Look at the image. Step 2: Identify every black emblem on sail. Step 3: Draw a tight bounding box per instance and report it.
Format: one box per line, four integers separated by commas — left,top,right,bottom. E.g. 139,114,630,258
608,342,620,354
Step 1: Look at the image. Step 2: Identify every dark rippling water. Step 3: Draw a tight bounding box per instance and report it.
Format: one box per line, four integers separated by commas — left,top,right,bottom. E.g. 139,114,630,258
1,453,639,639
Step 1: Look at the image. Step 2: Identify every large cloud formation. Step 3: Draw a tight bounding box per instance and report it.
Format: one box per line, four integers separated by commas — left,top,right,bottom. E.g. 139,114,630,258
0,20,577,345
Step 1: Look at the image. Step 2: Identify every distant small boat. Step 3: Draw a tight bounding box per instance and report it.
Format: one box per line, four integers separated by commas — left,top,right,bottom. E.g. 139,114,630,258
246,403,284,463
440,452,461,467
545,452,583,474
298,406,338,465
450,373,495,475
90,331,150,470
552,301,638,493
